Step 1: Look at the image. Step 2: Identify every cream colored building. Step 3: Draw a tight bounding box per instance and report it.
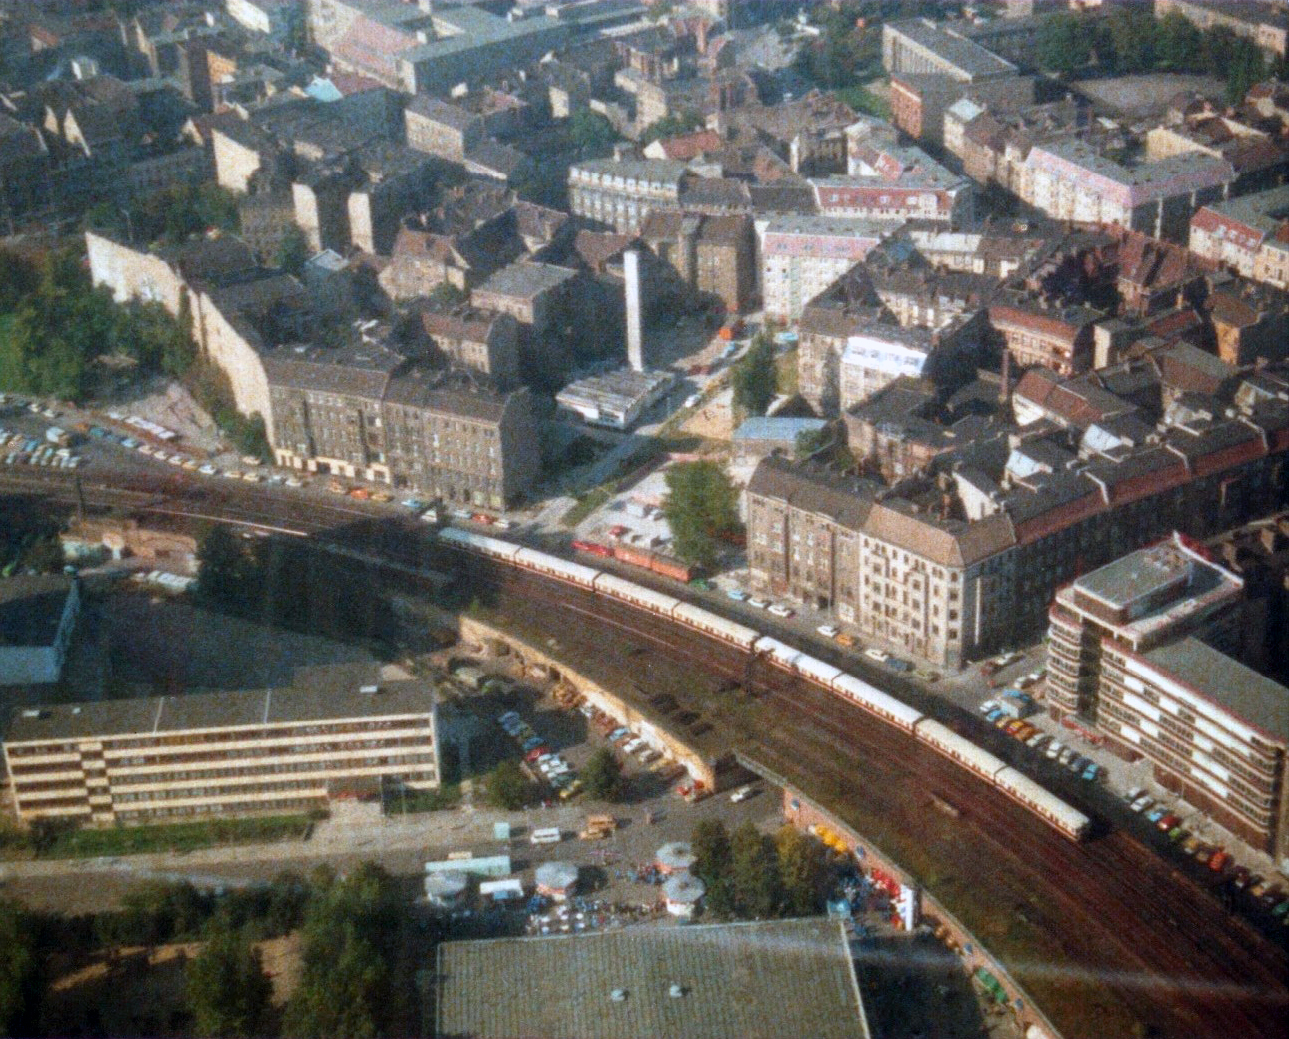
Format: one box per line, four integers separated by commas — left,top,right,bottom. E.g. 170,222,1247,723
2,667,439,826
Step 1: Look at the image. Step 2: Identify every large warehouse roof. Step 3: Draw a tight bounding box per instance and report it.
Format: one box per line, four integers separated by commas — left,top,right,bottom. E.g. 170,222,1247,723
436,917,870,1039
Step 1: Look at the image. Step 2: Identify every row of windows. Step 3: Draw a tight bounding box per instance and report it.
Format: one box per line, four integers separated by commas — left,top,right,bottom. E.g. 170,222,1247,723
111,751,438,787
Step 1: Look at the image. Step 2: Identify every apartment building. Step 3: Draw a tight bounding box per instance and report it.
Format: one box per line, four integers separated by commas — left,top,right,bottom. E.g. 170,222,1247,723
757,217,889,323
1048,536,1289,859
638,211,757,315
2,666,439,826
838,323,936,410
567,158,690,233
266,342,540,509
988,296,1100,378
746,392,1289,668
1190,185,1289,289
404,96,484,161
413,303,520,389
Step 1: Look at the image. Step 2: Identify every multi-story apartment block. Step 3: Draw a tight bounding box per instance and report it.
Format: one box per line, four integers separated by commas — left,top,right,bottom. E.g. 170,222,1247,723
812,167,973,228
1156,0,1289,60
746,392,1289,668
757,217,889,322
2,666,440,827
838,323,936,411
413,303,520,389
1190,185,1289,289
988,296,1100,378
471,260,578,342
404,96,484,161
639,210,756,315
265,341,540,508
1020,140,1234,242
567,158,689,233
1048,536,1289,860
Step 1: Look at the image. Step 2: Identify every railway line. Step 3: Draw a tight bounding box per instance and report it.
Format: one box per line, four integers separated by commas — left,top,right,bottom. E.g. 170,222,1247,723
4,470,1288,1037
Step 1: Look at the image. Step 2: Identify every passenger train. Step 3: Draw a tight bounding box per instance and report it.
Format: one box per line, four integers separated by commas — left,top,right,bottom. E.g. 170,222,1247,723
438,527,1091,841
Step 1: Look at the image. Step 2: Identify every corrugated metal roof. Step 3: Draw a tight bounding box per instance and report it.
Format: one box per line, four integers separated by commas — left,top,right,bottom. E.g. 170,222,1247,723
437,917,870,1039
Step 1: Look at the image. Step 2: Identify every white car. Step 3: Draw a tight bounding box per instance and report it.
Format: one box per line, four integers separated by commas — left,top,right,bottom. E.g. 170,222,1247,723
816,624,839,638
684,393,702,408
767,603,794,618
864,648,890,664
746,597,769,609
979,700,1000,715
285,476,303,487
199,464,217,476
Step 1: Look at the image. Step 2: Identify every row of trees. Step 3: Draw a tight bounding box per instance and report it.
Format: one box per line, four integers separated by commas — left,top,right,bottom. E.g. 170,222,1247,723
85,182,240,250
691,820,831,921
1039,8,1276,100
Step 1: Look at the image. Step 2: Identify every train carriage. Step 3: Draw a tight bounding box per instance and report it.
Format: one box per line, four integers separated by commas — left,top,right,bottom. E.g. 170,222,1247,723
671,602,760,650
513,547,600,588
752,636,800,672
438,526,522,562
994,766,1090,840
794,655,843,688
913,718,1007,781
830,674,923,732
592,572,683,616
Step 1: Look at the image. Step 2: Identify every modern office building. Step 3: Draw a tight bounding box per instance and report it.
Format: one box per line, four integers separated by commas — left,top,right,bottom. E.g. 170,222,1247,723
2,666,439,827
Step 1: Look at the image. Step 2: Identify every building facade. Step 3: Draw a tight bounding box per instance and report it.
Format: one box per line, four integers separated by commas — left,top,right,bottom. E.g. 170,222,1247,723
3,668,439,826
757,217,888,323
567,158,688,234
1048,536,1289,860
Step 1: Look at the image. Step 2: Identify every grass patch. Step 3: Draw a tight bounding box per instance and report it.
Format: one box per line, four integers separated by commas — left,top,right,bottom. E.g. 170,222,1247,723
836,85,889,120
383,784,462,815
17,813,316,860
561,483,614,527
775,347,799,397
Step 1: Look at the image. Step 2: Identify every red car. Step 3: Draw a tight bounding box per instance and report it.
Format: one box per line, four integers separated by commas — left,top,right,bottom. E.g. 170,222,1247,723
1155,813,1181,833
1208,849,1230,873
525,747,549,763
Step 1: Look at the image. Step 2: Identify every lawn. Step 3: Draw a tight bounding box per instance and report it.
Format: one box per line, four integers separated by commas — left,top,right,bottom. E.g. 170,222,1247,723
17,813,316,860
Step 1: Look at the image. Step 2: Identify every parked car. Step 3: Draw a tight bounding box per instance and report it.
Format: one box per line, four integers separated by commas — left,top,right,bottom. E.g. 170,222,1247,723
746,597,769,609
1156,813,1180,832
767,603,794,618
726,588,748,602
985,708,1005,724
1081,762,1101,781
1145,807,1166,825
1027,733,1049,750
1124,785,1146,803
816,624,840,638
978,700,1000,715
886,658,913,672
864,648,889,664
1130,795,1154,813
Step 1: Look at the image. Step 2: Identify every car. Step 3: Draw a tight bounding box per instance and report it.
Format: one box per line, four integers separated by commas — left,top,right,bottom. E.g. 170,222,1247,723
168,454,185,466
1081,762,1101,781
1130,795,1154,813
1013,722,1038,741
985,708,1005,724
730,785,755,803
1208,849,1230,873
1156,812,1180,832
816,624,840,638
1166,826,1187,844
182,458,199,470
1124,785,1146,803
886,657,913,672
1027,733,1049,750
1002,719,1025,736
285,476,303,487
1058,748,1076,766
400,498,426,511
350,487,369,499
767,603,794,618
1144,807,1166,824
525,748,546,764
121,437,138,449
1044,742,1062,760
608,727,630,742
371,491,392,503
835,632,856,647
863,648,889,664
1181,836,1205,856
684,393,702,408
726,588,748,602
979,700,1000,715
1067,754,1089,773
1229,866,1252,889
993,651,1023,668
242,471,261,482
746,597,770,609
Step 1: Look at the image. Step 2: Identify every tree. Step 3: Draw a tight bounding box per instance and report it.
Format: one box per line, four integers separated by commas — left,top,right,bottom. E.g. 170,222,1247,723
186,924,273,1038
639,111,704,145
795,426,830,460
691,819,735,918
580,747,624,801
1103,6,1156,73
775,826,828,916
662,460,740,570
1156,11,1203,72
195,524,259,612
484,759,533,810
1225,39,1266,103
731,334,777,417
0,900,42,1038
1037,13,1092,74
568,109,620,157
275,224,311,276
730,821,782,919
426,281,467,308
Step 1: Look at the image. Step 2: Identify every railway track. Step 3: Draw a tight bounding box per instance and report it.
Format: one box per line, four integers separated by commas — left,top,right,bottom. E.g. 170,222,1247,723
5,470,1288,1037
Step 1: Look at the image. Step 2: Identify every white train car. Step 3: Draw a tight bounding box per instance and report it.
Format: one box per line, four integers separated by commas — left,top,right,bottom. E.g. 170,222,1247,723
671,602,760,650
513,547,599,588
439,526,522,562
913,718,1007,782
831,674,923,732
753,635,800,672
995,766,1090,840
794,654,843,688
593,572,682,616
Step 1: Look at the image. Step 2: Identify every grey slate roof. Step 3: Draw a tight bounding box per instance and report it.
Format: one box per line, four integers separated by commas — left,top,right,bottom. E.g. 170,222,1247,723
436,917,870,1039
4,664,435,744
